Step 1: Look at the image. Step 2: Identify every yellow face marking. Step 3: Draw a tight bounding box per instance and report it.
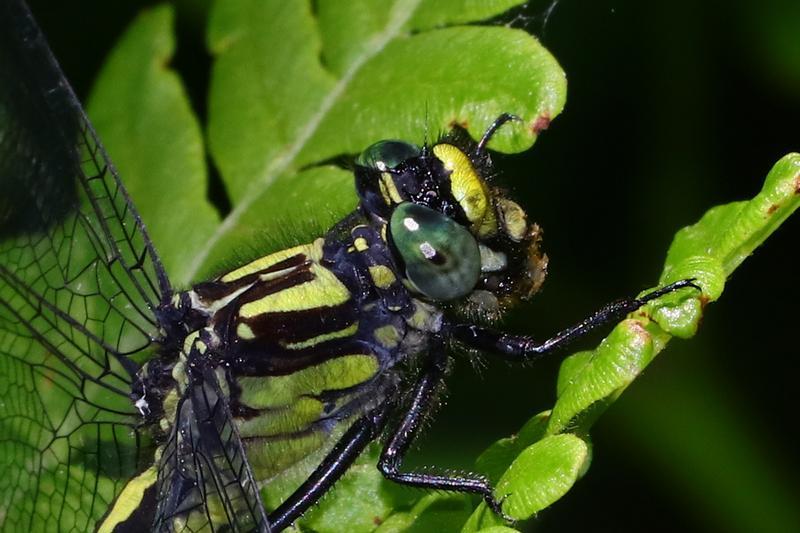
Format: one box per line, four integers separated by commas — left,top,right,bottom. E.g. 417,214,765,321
479,244,508,272
368,264,396,289
378,176,392,205
380,172,404,203
432,143,497,237
237,354,379,409
353,237,369,252
281,322,359,350
373,325,401,348
497,198,528,242
97,466,158,533
221,239,324,282
238,262,350,317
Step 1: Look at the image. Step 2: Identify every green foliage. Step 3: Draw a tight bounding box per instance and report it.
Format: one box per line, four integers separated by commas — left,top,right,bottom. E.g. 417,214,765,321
464,154,800,532
87,5,219,284
84,0,800,531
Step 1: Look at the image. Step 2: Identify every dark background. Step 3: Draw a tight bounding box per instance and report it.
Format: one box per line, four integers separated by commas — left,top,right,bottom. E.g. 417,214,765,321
26,1,800,531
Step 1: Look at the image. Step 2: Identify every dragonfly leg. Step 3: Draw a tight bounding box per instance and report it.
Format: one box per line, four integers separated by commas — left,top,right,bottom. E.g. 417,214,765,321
376,350,508,518
448,279,700,362
268,403,391,530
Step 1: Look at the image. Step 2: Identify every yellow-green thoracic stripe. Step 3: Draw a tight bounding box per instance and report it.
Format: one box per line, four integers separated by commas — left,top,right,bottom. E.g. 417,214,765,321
234,354,379,480
237,354,379,409
189,239,388,484
193,239,360,350
237,261,350,317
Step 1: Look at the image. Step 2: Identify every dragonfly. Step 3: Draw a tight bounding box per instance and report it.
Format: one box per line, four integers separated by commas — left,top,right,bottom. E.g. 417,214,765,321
0,1,698,531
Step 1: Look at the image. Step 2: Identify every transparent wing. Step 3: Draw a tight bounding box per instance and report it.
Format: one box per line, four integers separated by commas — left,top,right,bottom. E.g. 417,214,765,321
0,1,171,530
154,367,271,533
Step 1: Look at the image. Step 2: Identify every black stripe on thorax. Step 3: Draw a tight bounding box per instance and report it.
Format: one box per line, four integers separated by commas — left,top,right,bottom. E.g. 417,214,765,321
193,252,311,302
234,267,316,308
238,300,358,345
230,335,370,377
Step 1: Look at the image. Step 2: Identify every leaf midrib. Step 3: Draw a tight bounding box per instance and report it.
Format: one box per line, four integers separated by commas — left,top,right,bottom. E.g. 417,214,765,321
185,0,423,281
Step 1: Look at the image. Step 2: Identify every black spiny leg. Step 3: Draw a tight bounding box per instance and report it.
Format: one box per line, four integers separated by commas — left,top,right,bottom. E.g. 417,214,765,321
270,281,698,528
450,279,700,361
377,351,506,516
475,113,519,155
268,405,391,531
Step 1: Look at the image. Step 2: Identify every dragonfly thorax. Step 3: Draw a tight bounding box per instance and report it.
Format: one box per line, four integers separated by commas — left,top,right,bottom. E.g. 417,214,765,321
136,212,449,482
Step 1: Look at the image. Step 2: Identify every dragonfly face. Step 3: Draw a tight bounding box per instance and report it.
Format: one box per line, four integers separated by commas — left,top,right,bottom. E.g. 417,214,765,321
353,130,547,307
0,1,697,531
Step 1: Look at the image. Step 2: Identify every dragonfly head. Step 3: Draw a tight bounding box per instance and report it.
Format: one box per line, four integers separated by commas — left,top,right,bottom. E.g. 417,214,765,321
353,116,548,315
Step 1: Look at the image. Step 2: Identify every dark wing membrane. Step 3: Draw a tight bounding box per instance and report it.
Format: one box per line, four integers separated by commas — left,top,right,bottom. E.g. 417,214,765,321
0,1,171,530
154,368,271,532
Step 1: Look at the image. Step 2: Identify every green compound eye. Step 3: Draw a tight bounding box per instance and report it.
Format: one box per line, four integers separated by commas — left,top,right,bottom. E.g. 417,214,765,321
389,203,481,301
356,140,421,170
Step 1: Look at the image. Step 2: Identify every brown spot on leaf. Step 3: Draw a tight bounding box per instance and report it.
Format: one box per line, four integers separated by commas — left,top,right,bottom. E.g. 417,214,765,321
627,320,651,340
532,114,551,134
767,203,781,214
373,516,383,526
794,174,800,194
